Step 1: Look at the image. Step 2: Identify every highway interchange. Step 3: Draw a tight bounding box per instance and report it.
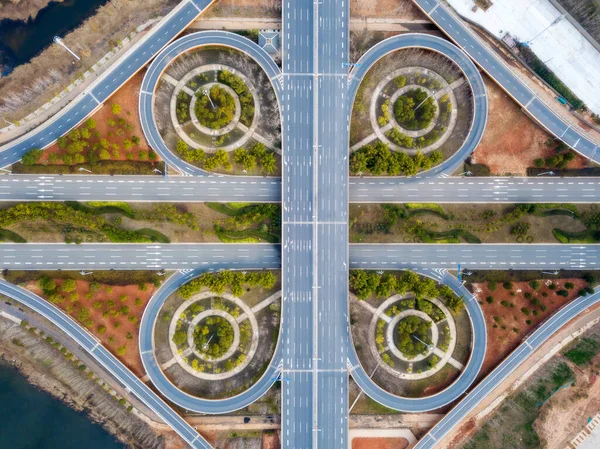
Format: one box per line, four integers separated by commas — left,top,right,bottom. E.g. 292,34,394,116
0,0,598,448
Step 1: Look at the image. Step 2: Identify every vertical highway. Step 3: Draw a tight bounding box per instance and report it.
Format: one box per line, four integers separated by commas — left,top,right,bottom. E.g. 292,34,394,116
280,0,349,447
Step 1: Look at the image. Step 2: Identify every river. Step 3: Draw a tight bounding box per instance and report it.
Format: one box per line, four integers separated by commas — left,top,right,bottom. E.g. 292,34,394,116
0,360,125,449
0,0,110,75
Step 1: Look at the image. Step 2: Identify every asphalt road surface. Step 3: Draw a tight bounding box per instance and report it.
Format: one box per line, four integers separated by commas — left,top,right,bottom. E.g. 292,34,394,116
2,175,600,203
0,243,598,270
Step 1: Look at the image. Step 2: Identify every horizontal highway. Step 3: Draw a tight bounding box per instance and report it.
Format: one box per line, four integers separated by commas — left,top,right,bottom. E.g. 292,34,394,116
0,243,598,270
1,175,599,203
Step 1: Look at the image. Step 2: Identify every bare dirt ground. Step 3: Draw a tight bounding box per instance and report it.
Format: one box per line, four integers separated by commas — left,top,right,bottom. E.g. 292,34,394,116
533,356,600,449
475,278,588,378
39,72,153,164
0,0,58,20
353,437,409,449
26,278,157,376
262,432,280,449
441,302,600,449
351,0,424,20
471,77,588,175
0,0,177,122
205,0,280,18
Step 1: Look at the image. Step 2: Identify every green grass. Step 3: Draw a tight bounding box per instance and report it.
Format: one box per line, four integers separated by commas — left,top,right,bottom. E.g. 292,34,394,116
136,228,171,243
553,228,600,243
205,202,255,216
214,225,278,243
66,201,135,219
0,229,26,243
419,229,481,244
564,337,600,366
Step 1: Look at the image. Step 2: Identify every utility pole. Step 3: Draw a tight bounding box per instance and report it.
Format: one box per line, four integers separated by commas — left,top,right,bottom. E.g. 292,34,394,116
53,37,81,61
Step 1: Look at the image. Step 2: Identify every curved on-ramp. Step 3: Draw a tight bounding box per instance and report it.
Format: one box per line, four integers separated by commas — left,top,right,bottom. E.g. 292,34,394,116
347,269,487,412
348,33,488,178
0,278,213,449
139,30,282,177
411,0,600,162
139,267,283,413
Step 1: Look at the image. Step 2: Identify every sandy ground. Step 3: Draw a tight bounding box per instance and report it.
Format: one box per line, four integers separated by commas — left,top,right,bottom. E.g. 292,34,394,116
26,278,156,376
39,72,153,164
533,357,600,449
471,77,588,175
476,278,587,378
351,0,424,20
353,437,409,449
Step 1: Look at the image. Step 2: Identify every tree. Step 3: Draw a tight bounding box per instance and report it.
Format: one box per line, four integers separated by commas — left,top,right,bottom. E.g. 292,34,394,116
61,279,77,293
84,118,96,130
99,149,111,160
111,103,122,115
511,222,530,236
22,148,43,165
375,274,397,297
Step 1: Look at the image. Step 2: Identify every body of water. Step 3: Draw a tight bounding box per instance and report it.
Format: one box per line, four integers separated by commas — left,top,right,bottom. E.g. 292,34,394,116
0,360,125,449
0,0,110,74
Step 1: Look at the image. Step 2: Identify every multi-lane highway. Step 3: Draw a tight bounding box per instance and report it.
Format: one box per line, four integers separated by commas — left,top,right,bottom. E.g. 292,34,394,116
0,0,598,447
3,174,600,203
279,0,350,445
0,243,598,270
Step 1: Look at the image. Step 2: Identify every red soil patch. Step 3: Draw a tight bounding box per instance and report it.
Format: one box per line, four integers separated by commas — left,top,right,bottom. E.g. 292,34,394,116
476,278,588,378
471,77,588,175
27,278,156,376
262,432,280,449
352,437,409,449
39,71,157,165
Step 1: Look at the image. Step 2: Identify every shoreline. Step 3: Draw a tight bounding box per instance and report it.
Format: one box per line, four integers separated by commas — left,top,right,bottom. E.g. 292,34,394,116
0,0,63,22
0,316,172,449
